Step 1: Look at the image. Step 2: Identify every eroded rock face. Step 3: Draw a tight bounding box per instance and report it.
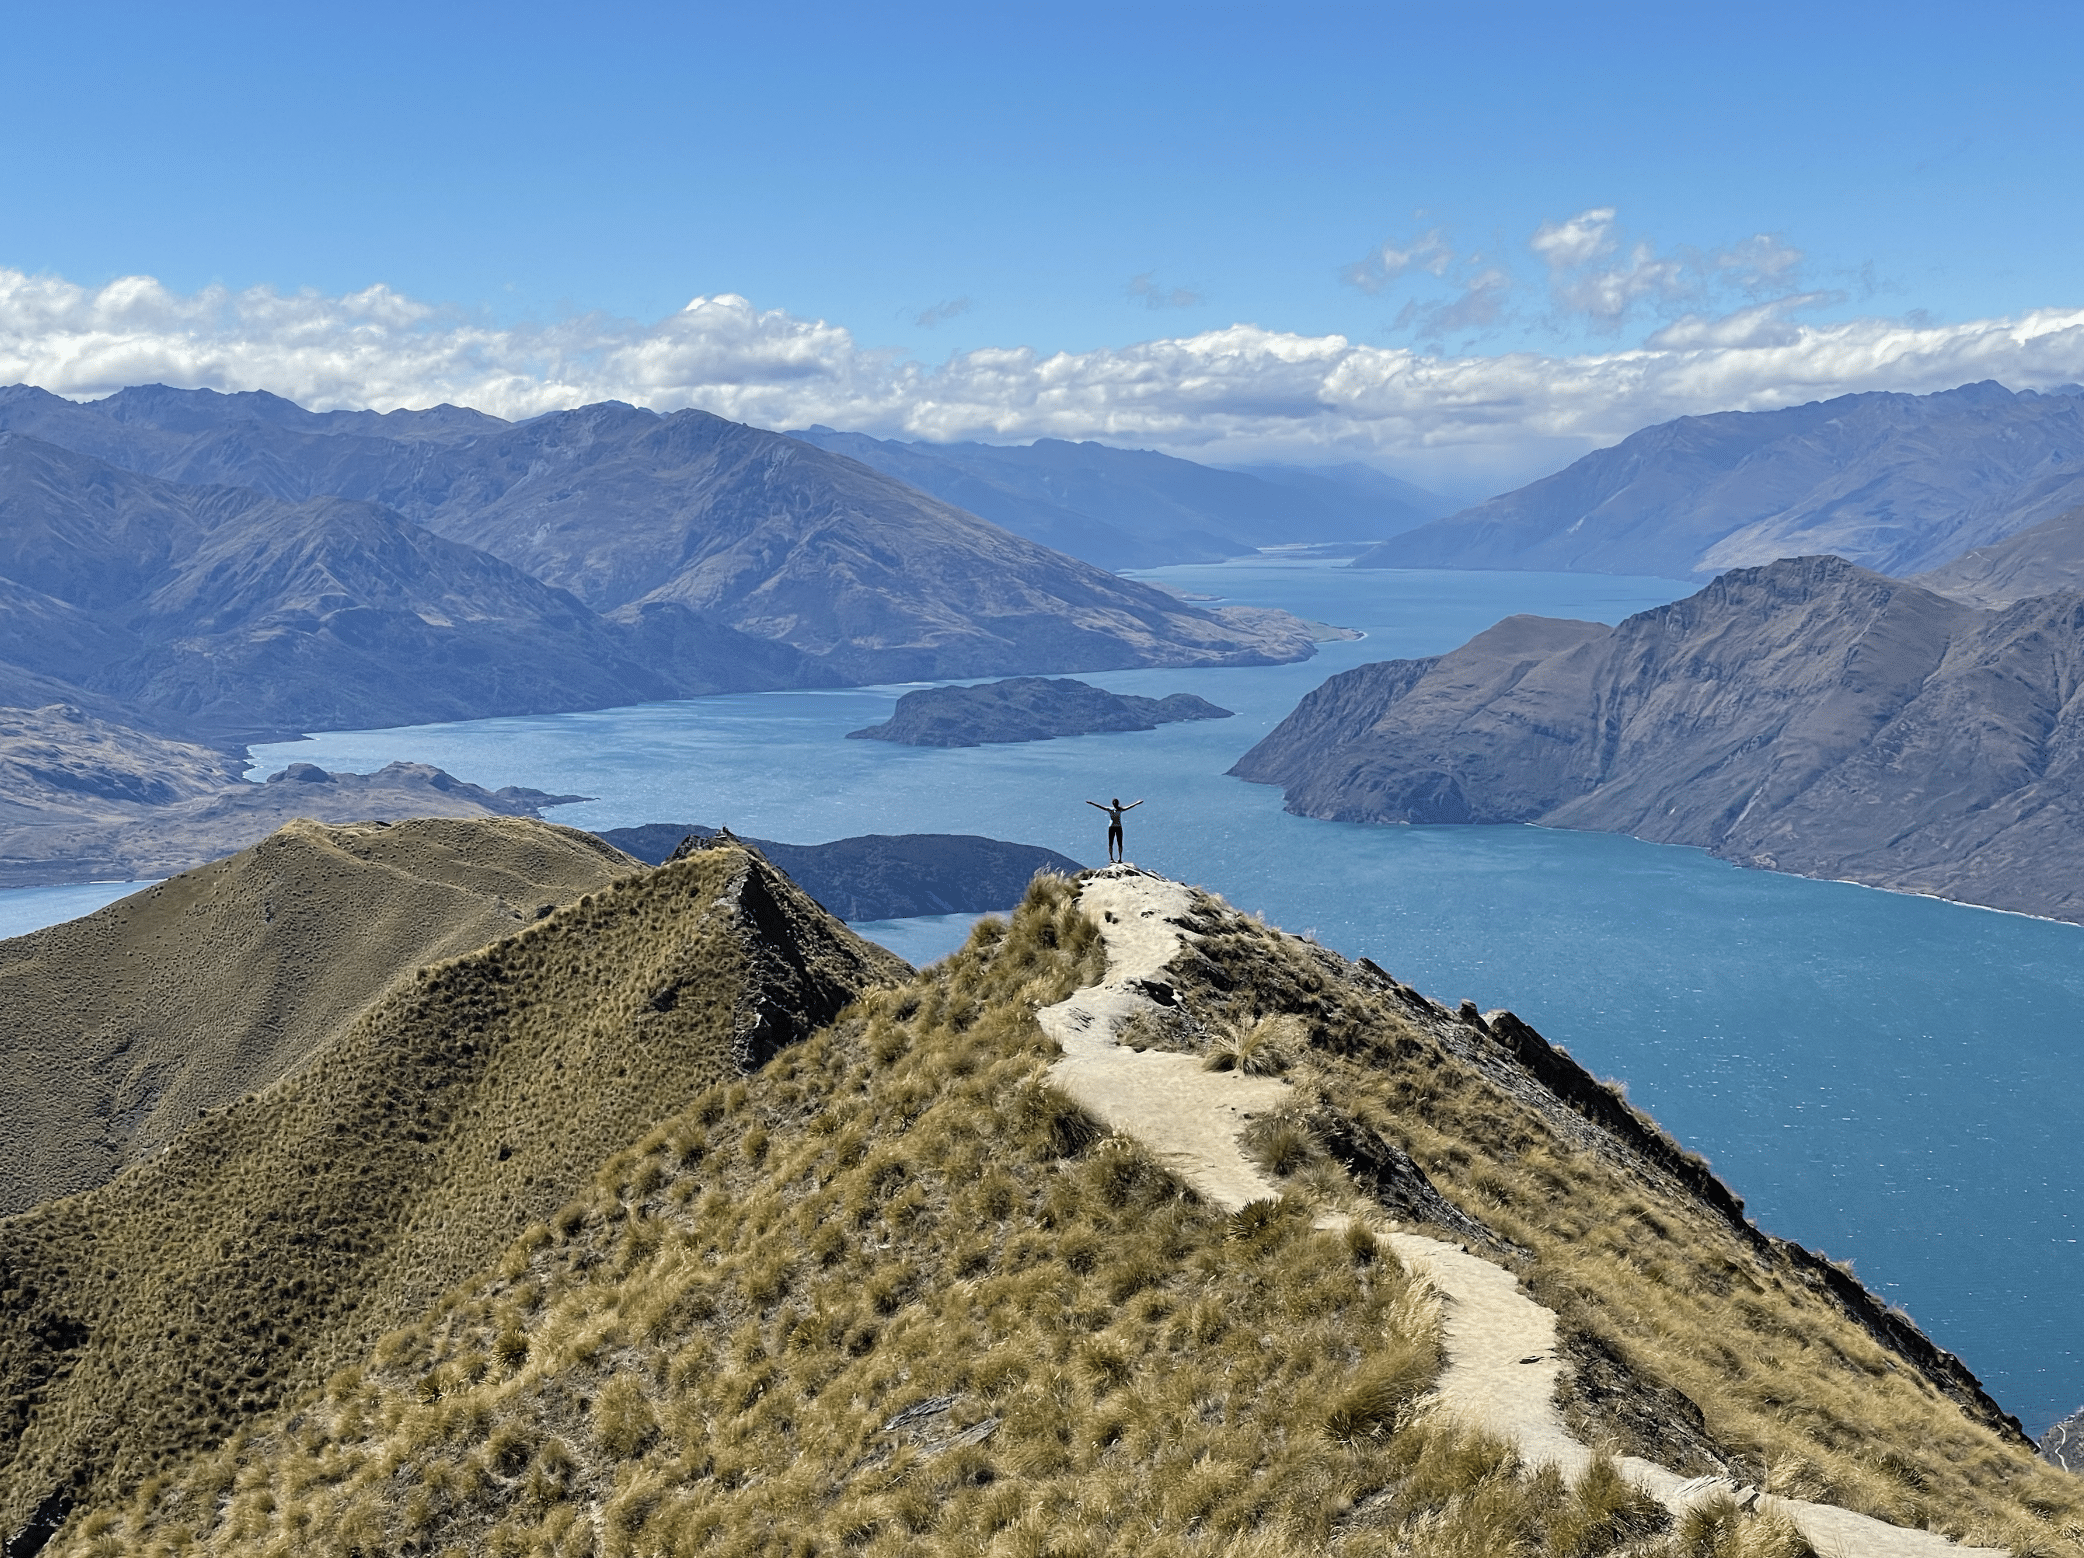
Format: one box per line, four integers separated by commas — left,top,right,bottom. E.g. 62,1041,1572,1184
845,676,1233,747
1234,554,2084,923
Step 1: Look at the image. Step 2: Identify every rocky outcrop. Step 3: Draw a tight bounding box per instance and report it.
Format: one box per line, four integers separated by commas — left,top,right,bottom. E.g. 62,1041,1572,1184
1357,381,2084,580
1235,554,2084,923
845,676,1232,747
600,824,1082,920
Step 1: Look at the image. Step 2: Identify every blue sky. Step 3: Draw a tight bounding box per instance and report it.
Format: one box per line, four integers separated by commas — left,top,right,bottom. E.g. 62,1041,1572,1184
6,0,2084,486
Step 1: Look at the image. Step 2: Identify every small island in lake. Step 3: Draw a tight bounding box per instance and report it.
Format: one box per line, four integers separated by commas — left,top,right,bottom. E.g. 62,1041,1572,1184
846,676,1233,748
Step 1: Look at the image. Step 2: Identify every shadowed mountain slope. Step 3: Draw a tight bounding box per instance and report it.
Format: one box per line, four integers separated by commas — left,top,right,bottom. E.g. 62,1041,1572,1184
0,817,632,1215
24,871,2082,1557
1236,554,2084,921
1359,381,2084,580
0,834,906,1540
0,434,712,738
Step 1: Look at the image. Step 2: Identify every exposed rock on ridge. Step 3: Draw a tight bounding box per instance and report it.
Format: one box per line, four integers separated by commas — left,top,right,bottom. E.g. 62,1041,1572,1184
1235,554,2084,922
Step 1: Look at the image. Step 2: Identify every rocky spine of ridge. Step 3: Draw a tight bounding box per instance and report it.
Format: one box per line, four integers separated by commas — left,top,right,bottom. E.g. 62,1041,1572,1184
1234,553,2084,923
845,675,1234,747
0,834,905,1541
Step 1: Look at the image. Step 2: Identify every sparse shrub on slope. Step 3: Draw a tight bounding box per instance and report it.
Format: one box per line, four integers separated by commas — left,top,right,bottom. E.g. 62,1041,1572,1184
0,841,903,1543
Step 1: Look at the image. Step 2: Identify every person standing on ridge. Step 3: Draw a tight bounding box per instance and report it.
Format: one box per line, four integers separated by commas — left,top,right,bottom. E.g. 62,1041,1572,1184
1087,797,1142,863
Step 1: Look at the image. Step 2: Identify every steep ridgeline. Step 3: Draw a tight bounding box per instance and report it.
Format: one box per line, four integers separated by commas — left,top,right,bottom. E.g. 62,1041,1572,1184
0,817,632,1214
846,675,1233,747
1359,380,2084,580
595,824,1084,919
1235,554,2084,921
22,870,2082,1558
790,427,1451,569
0,831,905,1545
0,384,1316,695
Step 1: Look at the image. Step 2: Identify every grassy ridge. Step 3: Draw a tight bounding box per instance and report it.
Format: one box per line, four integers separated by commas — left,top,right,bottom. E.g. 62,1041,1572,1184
16,864,2077,1555
0,816,634,1215
1156,901,2084,1550
0,839,904,1540
55,875,1865,1558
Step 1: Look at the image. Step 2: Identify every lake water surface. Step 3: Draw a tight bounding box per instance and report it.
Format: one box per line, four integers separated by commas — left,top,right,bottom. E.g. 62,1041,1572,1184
14,560,2080,1431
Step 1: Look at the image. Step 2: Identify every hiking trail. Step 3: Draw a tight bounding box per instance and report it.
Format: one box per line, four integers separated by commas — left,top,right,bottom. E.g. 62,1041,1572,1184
1036,864,2005,1558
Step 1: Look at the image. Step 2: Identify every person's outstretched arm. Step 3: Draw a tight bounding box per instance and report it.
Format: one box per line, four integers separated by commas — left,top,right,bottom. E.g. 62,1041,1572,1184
1123,799,1144,810
1086,800,1108,810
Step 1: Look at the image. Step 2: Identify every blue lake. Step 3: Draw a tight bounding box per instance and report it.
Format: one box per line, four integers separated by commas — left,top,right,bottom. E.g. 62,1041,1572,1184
10,558,2079,1431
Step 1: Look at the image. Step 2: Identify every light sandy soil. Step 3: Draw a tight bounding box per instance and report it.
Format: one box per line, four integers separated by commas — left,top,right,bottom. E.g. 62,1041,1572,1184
1038,864,2007,1558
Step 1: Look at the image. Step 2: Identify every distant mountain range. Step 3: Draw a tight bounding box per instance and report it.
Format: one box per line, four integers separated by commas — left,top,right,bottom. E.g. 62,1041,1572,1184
1360,381,2084,580
789,427,1453,569
1236,554,2084,922
0,384,1328,746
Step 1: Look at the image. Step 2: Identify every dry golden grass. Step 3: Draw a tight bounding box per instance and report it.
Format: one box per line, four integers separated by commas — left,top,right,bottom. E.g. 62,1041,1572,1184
1165,897,2084,1554
0,816,635,1215
38,872,1847,1558
0,837,903,1541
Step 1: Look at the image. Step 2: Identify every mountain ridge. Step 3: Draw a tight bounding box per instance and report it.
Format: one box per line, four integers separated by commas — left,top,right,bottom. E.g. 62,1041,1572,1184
1235,553,2084,922
1357,381,2084,580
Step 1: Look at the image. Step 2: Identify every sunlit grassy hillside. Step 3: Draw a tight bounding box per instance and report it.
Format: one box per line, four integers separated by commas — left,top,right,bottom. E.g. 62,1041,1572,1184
33,867,2080,1557
0,816,636,1214
0,835,905,1544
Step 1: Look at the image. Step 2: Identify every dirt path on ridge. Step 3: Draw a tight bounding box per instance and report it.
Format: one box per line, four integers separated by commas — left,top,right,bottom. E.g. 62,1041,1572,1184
1037,864,2006,1558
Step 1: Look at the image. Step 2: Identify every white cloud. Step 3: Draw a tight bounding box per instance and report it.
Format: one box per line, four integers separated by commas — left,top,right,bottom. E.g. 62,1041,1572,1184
1530,207,1619,269
7,265,2084,485
1342,228,1455,294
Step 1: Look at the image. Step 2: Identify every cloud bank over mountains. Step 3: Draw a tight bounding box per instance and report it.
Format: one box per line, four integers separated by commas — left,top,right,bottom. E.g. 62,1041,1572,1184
8,259,2084,489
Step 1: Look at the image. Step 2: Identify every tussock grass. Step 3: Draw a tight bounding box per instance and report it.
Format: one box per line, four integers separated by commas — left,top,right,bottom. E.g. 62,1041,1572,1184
0,840,902,1539
36,871,1818,1558
0,816,633,1215
1165,901,2084,1553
